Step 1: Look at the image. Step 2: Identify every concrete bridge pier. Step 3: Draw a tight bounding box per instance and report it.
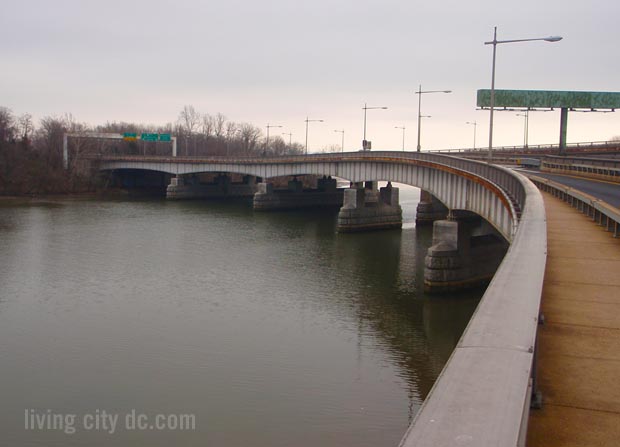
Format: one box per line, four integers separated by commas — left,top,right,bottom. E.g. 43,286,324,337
252,176,344,211
424,215,508,293
336,181,403,232
166,174,258,199
415,189,449,225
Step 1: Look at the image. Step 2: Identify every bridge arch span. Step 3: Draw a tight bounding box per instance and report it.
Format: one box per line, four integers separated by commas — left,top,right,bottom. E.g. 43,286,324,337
98,154,518,241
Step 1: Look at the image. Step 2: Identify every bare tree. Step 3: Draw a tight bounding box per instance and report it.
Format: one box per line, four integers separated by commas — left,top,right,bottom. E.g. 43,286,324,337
238,122,262,154
18,113,34,146
0,107,15,142
213,113,226,139
201,114,214,138
38,116,67,167
178,105,200,155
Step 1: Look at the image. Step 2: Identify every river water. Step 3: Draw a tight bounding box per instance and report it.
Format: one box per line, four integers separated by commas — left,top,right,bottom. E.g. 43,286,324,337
0,185,482,447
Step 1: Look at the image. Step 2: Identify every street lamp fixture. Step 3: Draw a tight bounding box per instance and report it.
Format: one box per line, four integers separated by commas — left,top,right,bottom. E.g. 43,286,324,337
394,126,406,151
485,26,562,162
304,117,324,154
466,121,477,149
334,129,345,152
282,132,292,150
362,103,388,150
415,85,451,152
265,124,282,155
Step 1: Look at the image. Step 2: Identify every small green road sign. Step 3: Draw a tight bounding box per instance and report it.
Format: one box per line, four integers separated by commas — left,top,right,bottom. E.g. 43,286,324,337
141,133,158,142
123,132,137,141
159,133,171,142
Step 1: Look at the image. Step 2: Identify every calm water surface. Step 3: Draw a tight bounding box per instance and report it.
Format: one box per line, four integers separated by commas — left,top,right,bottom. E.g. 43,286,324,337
0,186,482,446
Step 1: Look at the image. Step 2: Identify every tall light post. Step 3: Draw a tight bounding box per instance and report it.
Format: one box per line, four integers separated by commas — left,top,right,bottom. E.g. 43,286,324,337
362,103,388,150
265,124,282,155
516,111,529,148
485,27,562,162
415,85,451,152
282,132,292,151
334,129,345,152
466,121,477,149
305,117,324,154
394,126,406,151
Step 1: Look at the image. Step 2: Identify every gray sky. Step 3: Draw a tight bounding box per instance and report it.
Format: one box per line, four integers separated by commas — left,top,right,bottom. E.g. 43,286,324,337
1,0,619,151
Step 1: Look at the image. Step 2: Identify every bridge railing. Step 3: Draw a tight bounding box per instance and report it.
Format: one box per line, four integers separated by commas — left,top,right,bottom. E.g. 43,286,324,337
428,139,620,154
529,175,620,237
399,168,546,447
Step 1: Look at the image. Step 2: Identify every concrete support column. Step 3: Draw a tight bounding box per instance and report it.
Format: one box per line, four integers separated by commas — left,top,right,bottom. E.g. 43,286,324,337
424,217,508,293
364,180,379,204
337,183,402,232
167,173,257,200
559,107,569,156
317,176,337,192
253,180,344,211
288,178,303,192
416,189,449,225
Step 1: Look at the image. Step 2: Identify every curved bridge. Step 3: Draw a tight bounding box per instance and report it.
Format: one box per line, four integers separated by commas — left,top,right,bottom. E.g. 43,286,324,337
98,152,523,241
95,151,547,446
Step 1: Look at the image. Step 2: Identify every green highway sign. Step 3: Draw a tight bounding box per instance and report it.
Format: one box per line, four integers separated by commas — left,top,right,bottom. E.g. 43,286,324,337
477,89,620,110
141,133,158,142
159,133,171,142
123,132,137,141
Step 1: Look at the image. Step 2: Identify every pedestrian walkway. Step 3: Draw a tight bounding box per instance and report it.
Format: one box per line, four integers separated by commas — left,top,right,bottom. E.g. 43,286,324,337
527,192,620,446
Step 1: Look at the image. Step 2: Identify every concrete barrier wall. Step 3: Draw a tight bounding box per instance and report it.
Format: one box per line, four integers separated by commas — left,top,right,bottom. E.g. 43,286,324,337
399,170,546,447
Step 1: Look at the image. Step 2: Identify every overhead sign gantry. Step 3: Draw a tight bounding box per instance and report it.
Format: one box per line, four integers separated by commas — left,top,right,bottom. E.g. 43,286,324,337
62,132,177,169
477,89,620,154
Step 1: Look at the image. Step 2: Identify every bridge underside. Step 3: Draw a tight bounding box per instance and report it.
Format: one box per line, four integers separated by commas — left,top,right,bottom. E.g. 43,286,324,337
99,157,516,242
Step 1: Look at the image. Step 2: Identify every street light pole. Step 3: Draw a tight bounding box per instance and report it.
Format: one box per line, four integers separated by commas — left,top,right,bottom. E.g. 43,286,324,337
516,112,530,148
334,129,345,152
265,124,282,156
485,27,562,162
395,126,406,151
362,103,388,150
466,121,477,149
282,132,292,151
415,85,452,152
304,117,324,154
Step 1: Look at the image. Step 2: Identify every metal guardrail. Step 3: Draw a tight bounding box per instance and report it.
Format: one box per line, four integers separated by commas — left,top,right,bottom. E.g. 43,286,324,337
428,140,620,154
529,175,620,238
540,156,620,184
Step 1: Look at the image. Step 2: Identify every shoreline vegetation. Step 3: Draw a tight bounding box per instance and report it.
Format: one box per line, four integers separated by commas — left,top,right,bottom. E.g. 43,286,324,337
0,105,307,197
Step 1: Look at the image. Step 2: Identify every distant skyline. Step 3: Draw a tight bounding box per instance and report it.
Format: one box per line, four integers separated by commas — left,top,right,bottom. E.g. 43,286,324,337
1,0,619,151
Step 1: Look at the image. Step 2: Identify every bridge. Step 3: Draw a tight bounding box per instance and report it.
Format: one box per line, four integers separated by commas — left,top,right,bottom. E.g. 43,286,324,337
89,151,546,444
97,152,521,239
88,150,620,445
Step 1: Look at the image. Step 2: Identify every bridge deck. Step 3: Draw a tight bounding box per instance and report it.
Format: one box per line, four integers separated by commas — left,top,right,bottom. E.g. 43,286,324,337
527,193,620,446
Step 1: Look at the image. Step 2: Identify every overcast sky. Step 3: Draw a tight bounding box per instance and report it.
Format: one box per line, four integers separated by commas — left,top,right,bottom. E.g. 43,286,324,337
1,0,619,151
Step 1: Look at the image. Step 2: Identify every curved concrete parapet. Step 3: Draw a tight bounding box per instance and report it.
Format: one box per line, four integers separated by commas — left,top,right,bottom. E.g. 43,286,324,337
398,170,547,447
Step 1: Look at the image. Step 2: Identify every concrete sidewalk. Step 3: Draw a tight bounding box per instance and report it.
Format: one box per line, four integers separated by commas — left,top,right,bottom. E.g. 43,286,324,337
527,193,620,446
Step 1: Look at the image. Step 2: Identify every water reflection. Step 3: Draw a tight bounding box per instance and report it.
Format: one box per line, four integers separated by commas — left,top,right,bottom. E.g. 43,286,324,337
0,188,481,447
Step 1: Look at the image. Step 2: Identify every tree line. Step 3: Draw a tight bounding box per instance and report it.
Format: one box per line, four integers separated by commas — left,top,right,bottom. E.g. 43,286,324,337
0,105,305,195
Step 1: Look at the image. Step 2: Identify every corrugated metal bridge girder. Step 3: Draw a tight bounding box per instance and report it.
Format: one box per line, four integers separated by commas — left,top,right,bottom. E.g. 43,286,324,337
99,157,516,241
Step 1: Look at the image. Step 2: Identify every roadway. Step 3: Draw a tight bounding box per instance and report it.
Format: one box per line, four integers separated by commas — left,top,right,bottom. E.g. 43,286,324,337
517,169,620,208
